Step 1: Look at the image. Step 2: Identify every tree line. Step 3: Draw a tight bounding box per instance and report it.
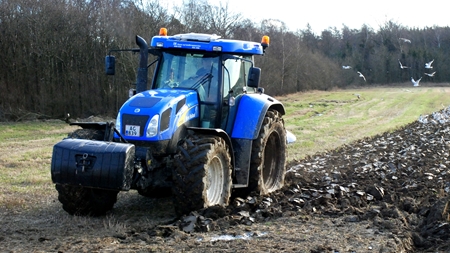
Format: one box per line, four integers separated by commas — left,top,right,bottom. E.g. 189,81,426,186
1,0,449,121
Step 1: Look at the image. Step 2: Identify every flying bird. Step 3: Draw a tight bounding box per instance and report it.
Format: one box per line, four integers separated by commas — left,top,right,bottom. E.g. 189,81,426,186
357,71,366,82
411,77,422,87
342,65,352,69
398,59,409,69
425,59,434,69
399,38,411,43
424,71,436,77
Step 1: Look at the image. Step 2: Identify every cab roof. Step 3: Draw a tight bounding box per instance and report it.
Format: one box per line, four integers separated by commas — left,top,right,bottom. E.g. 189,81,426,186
150,32,265,55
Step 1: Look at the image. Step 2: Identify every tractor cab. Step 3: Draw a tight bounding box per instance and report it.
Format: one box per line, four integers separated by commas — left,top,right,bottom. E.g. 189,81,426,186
149,29,267,131
152,50,254,130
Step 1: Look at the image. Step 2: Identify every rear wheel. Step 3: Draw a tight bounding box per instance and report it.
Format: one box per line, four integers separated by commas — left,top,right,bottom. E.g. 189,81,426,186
172,131,232,216
55,128,119,216
238,110,287,197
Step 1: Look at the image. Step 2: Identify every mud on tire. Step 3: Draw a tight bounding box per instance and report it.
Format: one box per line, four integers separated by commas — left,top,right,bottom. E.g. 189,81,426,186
55,128,119,216
173,131,232,216
56,184,119,216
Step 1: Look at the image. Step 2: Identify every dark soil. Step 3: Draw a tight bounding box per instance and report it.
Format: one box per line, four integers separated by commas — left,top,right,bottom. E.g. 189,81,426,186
1,109,450,252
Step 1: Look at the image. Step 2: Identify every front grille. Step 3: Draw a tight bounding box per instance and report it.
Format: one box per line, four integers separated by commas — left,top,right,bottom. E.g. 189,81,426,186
122,114,149,137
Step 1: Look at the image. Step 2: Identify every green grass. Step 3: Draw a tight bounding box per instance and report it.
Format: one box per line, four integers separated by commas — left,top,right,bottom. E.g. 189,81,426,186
278,85,450,161
0,120,74,141
0,120,77,210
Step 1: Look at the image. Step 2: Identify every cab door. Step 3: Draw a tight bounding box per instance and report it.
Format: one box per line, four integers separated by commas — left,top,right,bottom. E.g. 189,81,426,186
221,56,253,132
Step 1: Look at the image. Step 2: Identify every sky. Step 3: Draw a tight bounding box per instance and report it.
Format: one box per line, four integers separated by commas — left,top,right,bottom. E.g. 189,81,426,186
167,0,450,34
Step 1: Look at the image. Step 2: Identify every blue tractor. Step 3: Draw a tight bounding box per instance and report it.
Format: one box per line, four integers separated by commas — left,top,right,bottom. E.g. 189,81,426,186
51,28,288,216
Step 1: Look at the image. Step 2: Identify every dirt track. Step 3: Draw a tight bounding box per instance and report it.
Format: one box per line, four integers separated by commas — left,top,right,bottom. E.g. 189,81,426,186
1,109,450,252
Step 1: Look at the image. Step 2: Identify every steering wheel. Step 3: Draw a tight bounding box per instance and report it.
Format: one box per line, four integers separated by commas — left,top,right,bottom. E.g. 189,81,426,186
162,80,179,88
178,76,199,88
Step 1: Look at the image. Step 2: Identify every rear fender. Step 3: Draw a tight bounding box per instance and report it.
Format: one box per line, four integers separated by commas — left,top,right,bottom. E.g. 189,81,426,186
231,93,285,139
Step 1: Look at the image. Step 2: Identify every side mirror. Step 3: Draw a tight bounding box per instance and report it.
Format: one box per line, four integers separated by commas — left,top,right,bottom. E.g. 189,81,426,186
247,67,261,88
105,55,115,75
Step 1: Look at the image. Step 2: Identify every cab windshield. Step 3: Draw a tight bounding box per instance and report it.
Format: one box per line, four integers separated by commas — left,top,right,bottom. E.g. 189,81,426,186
154,51,219,95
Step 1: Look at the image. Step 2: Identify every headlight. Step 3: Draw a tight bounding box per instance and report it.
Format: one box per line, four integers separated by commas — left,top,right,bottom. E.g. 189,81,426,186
115,113,122,134
146,114,159,137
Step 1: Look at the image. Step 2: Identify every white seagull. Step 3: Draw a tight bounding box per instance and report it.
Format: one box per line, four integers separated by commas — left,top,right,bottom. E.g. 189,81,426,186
399,38,411,43
342,65,352,69
411,77,422,87
357,71,366,82
424,71,436,77
425,59,434,69
398,59,409,69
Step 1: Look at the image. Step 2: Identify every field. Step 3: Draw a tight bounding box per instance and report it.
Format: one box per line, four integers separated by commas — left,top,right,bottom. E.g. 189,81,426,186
1,84,450,252
280,85,450,161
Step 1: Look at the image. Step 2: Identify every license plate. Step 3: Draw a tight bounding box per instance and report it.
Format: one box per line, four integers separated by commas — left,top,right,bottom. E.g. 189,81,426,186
125,125,140,136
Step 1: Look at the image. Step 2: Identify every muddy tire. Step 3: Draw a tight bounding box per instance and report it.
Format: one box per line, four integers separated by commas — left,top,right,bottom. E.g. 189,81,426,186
56,184,119,216
173,132,232,216
56,128,119,216
238,110,287,197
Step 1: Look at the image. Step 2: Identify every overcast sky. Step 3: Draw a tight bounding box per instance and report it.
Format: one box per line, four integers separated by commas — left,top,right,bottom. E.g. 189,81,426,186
167,0,450,34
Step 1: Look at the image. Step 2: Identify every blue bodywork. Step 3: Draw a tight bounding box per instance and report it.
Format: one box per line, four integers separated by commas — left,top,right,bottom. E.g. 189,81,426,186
115,89,200,142
231,93,285,140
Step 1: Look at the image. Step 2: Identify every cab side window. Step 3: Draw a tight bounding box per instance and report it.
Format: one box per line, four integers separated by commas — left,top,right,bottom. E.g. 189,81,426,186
223,55,252,98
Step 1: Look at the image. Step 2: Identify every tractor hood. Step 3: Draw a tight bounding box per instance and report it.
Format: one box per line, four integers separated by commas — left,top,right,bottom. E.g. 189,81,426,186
115,89,200,141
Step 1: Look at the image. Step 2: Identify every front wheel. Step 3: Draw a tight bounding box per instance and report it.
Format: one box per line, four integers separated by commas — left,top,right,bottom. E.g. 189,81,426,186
56,184,119,216
172,132,232,216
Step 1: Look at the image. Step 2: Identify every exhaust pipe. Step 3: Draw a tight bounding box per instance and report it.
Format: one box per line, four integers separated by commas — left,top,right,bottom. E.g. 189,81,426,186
135,35,148,93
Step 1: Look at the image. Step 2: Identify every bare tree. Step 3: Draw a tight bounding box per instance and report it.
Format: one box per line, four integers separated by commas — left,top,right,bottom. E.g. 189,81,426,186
205,1,243,37
2,0,450,121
